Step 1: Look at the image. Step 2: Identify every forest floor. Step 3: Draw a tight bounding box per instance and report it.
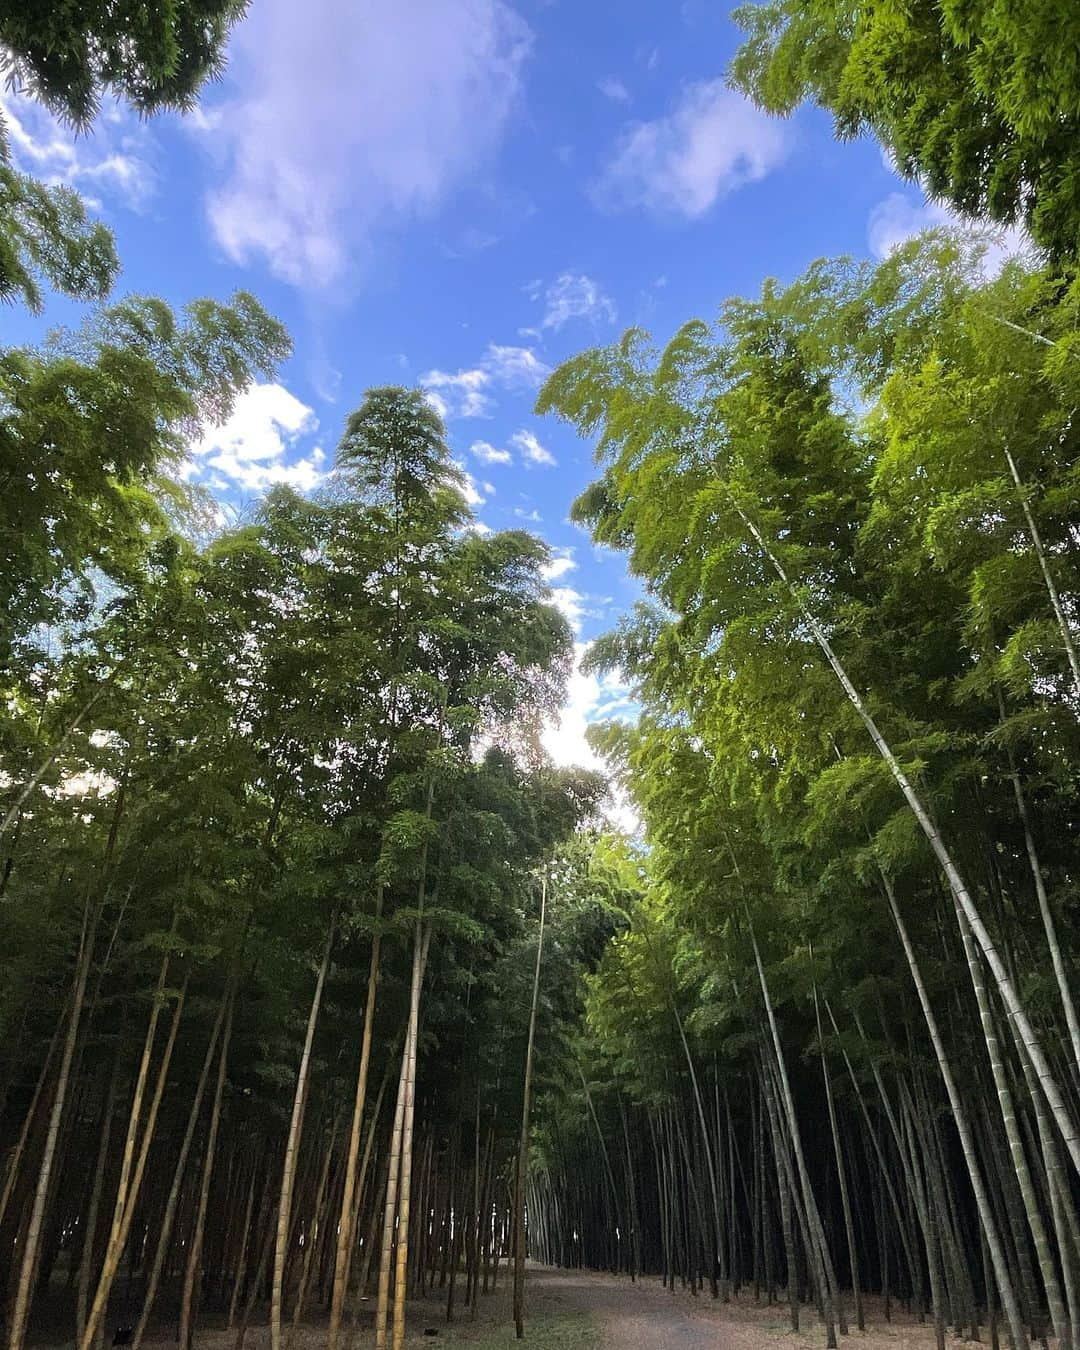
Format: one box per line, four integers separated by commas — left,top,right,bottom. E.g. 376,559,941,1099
134,1274,953,1350
458,1270,954,1350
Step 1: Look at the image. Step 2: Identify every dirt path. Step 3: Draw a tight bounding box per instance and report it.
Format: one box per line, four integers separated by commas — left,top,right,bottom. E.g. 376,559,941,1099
513,1269,946,1350
138,1268,943,1350
530,1266,733,1347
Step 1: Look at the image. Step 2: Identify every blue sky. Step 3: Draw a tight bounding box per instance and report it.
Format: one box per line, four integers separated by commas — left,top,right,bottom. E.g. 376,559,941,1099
2,0,963,777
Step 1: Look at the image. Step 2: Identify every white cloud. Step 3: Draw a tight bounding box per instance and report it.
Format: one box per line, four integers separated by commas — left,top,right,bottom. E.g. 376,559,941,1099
594,80,788,218
200,0,531,288
541,549,577,582
550,586,586,631
510,429,556,467
470,440,513,465
190,382,325,494
598,77,631,103
515,507,542,522
452,459,487,506
422,367,494,419
868,190,1029,276
421,343,548,419
542,642,639,832
0,89,154,210
483,344,551,386
527,272,617,333
868,192,952,258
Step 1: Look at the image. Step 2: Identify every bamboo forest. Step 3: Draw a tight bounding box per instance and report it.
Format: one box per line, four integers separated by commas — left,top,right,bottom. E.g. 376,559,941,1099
4,3,1080,1350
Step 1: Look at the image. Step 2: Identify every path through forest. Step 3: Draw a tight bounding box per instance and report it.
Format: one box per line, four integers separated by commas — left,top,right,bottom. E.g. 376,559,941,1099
131,1267,956,1350
487,1269,946,1350
531,1266,733,1346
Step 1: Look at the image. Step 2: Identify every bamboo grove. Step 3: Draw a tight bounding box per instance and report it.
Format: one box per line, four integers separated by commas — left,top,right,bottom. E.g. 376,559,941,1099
528,236,1080,1350
8,2,1080,1349
1,366,612,1350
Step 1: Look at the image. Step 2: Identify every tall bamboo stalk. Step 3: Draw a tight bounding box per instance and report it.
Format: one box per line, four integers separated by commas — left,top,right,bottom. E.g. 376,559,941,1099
9,890,100,1350
76,1054,120,1346
1000,445,1080,707
179,989,234,1350
876,869,1028,1350
131,985,229,1350
996,685,1080,1081
328,888,383,1350
812,966,864,1330
728,494,1080,1176
513,869,547,1339
391,922,432,1350
749,922,838,1347
83,966,187,1350
955,897,1067,1344
271,918,336,1350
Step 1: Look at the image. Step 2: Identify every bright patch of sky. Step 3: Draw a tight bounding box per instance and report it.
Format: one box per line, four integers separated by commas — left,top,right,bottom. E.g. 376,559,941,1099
1,0,1028,814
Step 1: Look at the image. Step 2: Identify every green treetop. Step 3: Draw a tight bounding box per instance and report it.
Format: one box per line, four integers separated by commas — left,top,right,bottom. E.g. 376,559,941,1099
730,0,1080,260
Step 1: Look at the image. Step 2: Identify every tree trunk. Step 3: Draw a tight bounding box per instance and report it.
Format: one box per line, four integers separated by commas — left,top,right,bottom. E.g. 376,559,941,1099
227,1167,260,1329
288,1116,338,1346
179,989,234,1350
997,684,1080,1082
374,1035,408,1350
812,970,864,1330
730,496,1080,1176
271,918,336,1350
876,868,1028,1350
76,1054,120,1346
328,891,382,1350
513,870,547,1338
749,923,838,1347
132,984,229,1350
391,922,432,1350
956,897,1067,1344
7,897,98,1350
0,1010,65,1234
83,964,187,1350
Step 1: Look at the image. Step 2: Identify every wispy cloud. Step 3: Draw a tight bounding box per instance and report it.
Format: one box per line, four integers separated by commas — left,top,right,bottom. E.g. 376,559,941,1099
484,344,551,385
470,440,513,465
422,343,549,419
0,89,155,210
549,586,586,631
868,190,1029,276
524,271,617,334
510,429,556,467
422,368,494,420
594,79,787,218
199,0,531,288
452,459,488,506
541,548,577,582
597,76,631,104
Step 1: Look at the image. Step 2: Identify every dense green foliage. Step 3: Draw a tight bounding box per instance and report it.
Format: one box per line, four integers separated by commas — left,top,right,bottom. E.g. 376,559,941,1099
0,0,247,126
1,291,290,653
0,0,243,315
0,169,117,311
730,0,1080,259
7,1,1080,1346
528,235,1080,1347
0,23,612,1348
0,374,604,1348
